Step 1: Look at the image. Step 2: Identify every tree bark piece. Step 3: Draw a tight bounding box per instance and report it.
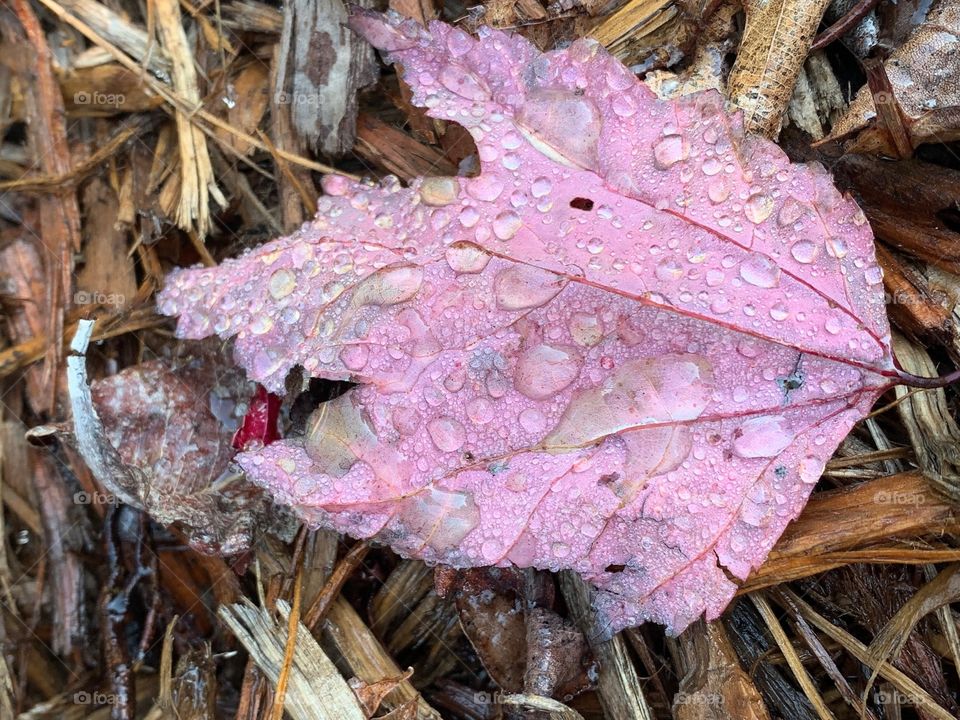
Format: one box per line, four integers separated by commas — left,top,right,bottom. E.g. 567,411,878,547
276,0,377,156
674,619,771,720
4,0,84,413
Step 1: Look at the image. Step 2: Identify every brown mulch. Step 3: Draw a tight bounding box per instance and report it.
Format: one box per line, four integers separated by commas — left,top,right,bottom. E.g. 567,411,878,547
2,0,960,718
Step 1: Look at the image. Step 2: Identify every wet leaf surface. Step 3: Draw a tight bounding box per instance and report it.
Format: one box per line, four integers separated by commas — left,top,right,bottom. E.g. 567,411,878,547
158,10,897,633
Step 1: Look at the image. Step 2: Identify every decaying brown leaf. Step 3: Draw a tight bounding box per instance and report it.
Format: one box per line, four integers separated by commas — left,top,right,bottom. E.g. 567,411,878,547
825,0,960,154
727,0,831,136
438,567,594,702
60,327,291,553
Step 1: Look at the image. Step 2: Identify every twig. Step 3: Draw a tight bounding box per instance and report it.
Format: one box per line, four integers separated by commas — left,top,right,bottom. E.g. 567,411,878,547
0,123,142,191
810,0,880,51
303,541,370,631
270,569,303,720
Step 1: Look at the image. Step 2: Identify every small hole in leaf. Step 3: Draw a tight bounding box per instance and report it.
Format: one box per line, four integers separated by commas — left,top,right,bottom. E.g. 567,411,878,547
289,377,354,435
605,564,626,573
777,370,804,393
570,197,594,211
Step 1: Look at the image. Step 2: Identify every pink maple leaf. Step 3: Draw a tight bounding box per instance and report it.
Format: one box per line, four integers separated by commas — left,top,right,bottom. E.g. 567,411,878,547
157,10,913,633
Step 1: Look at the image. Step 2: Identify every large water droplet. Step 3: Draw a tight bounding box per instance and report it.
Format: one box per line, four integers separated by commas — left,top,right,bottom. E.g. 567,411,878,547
466,397,494,425
444,369,466,392
653,135,690,169
605,65,634,91
707,180,730,203
251,315,274,335
321,174,350,196
739,254,781,288
705,269,724,287
353,265,423,306
778,197,805,226
586,237,605,255
517,90,600,169
710,297,732,314
612,94,636,117
340,344,369,371
487,371,510,398
269,268,297,299
515,344,582,400
427,416,466,452
467,176,504,202
480,539,501,561
439,66,487,101
790,240,819,264
501,132,522,150
737,338,760,358
492,211,522,240
303,395,370,473
798,456,825,484
531,176,552,198
744,193,774,224
655,258,683,281
864,265,883,285
393,407,419,435
569,312,603,346
519,408,547,433
398,487,479,553
701,157,722,176
419,176,459,206
826,236,848,259
545,354,712,451
445,242,490,273
445,28,473,57
459,206,480,227
733,416,795,458
494,265,564,310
